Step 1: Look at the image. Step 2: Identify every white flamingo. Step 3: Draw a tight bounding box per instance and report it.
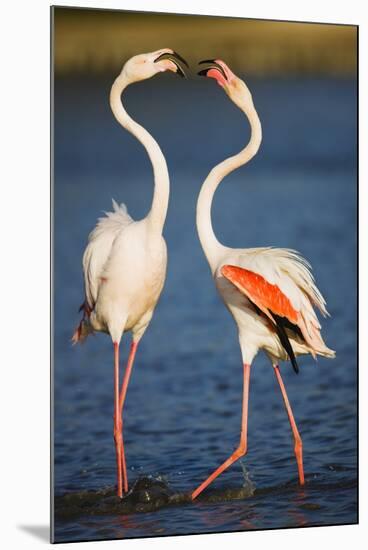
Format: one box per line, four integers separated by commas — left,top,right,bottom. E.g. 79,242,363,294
72,49,188,498
192,59,335,500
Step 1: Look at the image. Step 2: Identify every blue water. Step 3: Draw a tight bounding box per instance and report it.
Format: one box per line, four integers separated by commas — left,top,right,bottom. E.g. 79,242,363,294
53,74,357,542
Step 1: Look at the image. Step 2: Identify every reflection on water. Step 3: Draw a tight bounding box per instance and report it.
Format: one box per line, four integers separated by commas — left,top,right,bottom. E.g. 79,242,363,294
53,75,357,542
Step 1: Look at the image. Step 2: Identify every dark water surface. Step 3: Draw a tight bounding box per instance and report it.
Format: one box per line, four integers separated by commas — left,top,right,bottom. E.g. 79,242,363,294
53,75,357,542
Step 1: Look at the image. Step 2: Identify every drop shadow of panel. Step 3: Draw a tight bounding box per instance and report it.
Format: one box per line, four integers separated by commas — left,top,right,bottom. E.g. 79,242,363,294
18,525,50,543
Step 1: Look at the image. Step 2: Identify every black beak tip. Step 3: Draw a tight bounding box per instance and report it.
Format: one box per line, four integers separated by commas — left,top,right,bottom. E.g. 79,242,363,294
198,59,216,65
154,51,188,78
176,66,186,78
172,50,189,68
196,59,228,81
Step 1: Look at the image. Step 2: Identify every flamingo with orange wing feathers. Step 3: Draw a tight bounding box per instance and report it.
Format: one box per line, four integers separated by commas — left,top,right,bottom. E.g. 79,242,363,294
192,59,335,500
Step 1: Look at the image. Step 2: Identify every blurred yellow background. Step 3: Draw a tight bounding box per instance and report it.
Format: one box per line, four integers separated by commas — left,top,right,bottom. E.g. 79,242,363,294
53,8,357,77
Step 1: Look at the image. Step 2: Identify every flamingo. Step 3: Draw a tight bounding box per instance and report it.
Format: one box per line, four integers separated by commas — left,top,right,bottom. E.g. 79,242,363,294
192,59,335,500
72,49,188,498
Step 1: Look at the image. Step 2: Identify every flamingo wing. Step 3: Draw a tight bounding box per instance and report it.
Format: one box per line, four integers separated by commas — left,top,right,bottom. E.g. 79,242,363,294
221,264,301,372
221,248,335,369
83,199,134,310
222,264,298,324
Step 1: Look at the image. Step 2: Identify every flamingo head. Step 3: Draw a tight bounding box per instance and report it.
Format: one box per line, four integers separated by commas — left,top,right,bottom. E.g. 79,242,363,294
121,49,188,82
198,59,252,109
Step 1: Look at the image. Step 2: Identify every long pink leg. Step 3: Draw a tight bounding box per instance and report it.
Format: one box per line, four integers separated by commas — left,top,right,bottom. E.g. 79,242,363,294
273,364,305,485
113,342,123,498
192,363,251,500
118,341,138,494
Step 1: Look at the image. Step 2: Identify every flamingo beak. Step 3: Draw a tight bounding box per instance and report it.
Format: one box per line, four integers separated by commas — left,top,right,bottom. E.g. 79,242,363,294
154,51,189,78
197,59,229,89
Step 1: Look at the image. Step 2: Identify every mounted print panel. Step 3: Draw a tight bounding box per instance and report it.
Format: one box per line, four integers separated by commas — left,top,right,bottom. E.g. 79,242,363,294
51,6,358,544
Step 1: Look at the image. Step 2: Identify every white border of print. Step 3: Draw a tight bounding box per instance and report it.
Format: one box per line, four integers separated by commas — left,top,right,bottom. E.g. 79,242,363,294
1,1,365,549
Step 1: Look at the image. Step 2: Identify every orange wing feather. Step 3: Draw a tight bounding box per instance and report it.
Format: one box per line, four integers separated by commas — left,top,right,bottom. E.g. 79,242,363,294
221,264,298,324
221,264,335,361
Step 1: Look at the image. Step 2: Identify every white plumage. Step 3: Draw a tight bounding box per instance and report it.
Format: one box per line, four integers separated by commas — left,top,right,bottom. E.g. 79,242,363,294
72,49,187,499
81,201,133,321
195,60,335,368
75,200,167,345
192,58,335,500
213,246,334,364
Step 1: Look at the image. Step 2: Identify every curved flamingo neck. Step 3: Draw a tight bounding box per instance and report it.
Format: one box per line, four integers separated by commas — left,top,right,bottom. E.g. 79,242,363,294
110,74,169,234
196,97,262,271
